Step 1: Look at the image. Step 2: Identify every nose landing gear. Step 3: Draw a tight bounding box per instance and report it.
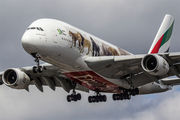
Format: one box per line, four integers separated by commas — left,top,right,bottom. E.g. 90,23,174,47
32,53,43,73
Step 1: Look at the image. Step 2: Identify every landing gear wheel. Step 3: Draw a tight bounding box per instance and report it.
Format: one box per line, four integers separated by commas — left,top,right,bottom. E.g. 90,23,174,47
66,92,81,102
38,66,43,73
88,94,107,103
119,93,123,100
33,66,38,73
102,95,107,102
135,88,139,95
33,53,43,73
67,95,71,102
88,96,92,103
73,94,77,102
77,93,81,100
112,94,117,101
127,94,131,100
95,96,100,103
116,94,120,100
99,95,103,102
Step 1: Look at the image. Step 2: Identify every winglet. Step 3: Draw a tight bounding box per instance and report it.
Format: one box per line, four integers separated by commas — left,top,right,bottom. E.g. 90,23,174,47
148,14,175,54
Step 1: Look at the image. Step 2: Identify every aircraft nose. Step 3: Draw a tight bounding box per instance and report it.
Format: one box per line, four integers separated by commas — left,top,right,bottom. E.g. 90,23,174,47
21,31,40,53
21,31,31,46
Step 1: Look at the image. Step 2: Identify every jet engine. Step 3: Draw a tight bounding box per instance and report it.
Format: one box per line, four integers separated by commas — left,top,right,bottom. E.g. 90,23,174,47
2,68,30,89
141,54,169,76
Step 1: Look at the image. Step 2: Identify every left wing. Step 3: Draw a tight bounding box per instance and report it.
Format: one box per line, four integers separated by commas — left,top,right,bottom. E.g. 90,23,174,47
0,63,89,93
84,52,180,87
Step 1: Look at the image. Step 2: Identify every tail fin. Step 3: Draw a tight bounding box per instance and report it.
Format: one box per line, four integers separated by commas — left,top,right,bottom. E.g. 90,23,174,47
148,14,175,54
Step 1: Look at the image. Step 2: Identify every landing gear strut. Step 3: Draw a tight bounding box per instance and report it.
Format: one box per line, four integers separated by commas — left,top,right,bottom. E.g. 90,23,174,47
67,90,81,102
88,91,107,103
33,54,43,73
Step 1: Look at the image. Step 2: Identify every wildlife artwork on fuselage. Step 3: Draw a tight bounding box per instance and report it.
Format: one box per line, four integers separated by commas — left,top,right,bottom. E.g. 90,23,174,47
68,28,131,57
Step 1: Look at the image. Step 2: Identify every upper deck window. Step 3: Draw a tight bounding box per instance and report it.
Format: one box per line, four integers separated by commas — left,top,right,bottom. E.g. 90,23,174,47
27,27,44,31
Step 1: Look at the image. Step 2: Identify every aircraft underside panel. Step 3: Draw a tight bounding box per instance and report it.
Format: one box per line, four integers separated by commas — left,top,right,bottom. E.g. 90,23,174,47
63,71,121,93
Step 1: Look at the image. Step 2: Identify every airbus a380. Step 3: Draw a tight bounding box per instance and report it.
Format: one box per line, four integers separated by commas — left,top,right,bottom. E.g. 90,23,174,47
0,14,180,103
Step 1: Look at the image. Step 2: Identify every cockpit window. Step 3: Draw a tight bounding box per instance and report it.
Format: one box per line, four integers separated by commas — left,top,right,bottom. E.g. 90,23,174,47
27,27,44,31
39,28,44,31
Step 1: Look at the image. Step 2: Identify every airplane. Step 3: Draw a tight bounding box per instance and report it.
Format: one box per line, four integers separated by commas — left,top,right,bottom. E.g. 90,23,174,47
0,14,180,103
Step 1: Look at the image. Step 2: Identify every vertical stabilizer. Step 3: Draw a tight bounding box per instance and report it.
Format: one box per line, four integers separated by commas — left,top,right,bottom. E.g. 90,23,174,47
148,14,175,54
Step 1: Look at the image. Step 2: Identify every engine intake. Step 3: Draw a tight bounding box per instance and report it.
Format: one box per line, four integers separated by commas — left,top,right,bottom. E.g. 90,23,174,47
2,68,30,89
141,54,169,76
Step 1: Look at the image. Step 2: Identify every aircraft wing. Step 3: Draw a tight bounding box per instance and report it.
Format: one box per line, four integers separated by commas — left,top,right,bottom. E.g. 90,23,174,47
161,78,180,86
0,63,89,93
84,52,180,87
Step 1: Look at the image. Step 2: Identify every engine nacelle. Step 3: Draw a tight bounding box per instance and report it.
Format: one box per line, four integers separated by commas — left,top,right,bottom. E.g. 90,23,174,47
141,54,169,76
2,68,30,89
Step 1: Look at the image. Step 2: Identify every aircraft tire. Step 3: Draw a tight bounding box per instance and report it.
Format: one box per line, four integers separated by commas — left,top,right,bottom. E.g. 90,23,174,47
72,94,77,102
102,95,107,102
38,66,43,73
112,94,117,101
95,96,100,103
33,66,38,73
67,95,71,102
88,96,92,103
77,93,81,100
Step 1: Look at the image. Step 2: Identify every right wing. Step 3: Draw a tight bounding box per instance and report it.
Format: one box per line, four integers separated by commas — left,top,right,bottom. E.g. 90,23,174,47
84,52,180,88
0,63,89,93
161,78,180,86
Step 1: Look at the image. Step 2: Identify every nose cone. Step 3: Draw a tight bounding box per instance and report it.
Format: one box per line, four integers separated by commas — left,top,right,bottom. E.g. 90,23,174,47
21,31,39,54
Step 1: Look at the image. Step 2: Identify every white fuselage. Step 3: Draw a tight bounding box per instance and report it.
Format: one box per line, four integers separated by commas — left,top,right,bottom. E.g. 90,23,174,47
21,19,132,92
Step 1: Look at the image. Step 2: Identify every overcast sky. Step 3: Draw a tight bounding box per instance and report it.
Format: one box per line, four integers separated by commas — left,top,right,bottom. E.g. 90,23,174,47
0,0,180,120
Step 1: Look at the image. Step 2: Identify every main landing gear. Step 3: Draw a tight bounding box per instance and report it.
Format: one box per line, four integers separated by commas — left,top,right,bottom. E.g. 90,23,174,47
112,88,139,101
88,95,107,103
65,88,139,103
88,91,107,103
67,90,81,102
32,54,43,73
